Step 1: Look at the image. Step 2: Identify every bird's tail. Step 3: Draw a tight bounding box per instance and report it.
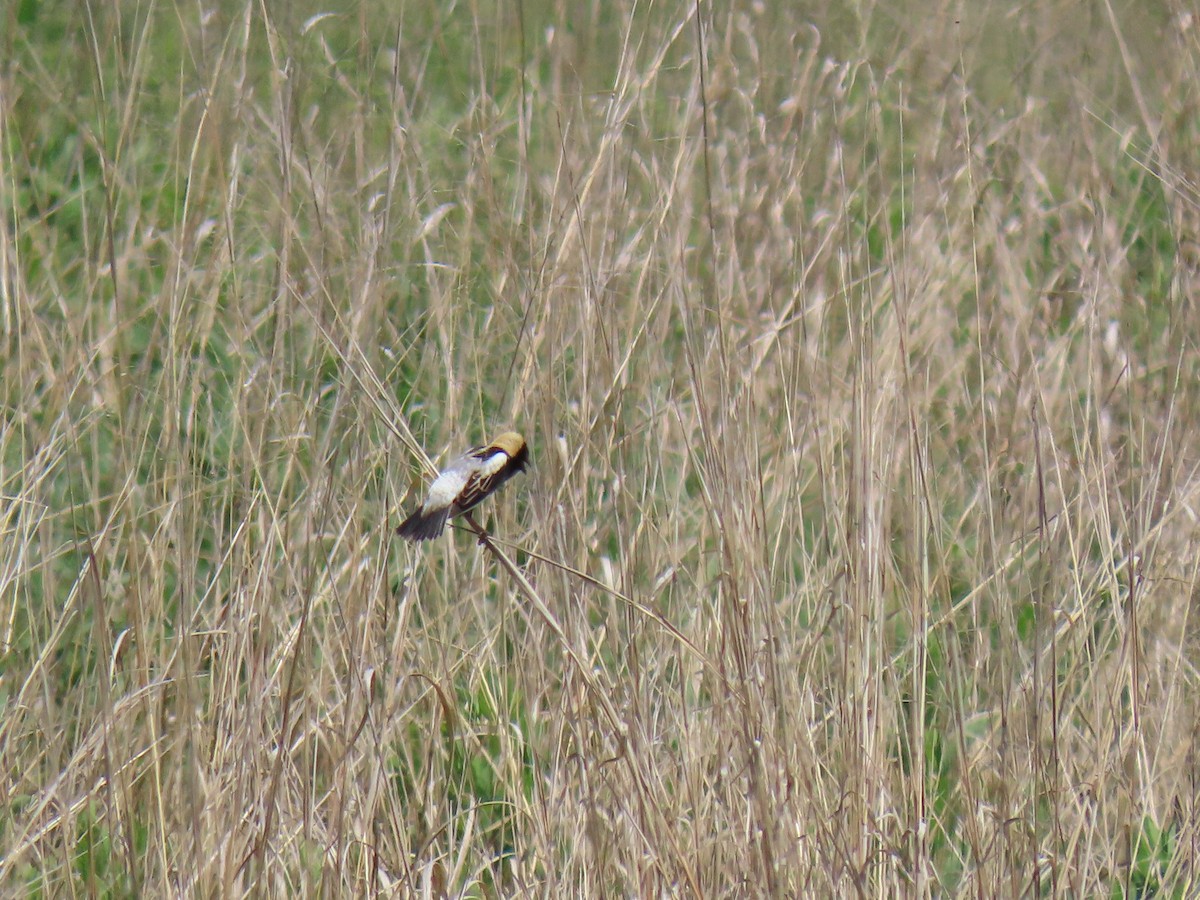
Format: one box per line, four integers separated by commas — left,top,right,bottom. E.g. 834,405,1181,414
397,506,451,541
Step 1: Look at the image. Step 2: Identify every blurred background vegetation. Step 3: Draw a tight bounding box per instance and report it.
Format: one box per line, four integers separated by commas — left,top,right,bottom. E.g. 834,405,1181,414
3,0,1200,895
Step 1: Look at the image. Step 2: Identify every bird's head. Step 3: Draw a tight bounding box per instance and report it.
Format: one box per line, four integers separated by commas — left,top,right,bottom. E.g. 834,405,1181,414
490,431,530,473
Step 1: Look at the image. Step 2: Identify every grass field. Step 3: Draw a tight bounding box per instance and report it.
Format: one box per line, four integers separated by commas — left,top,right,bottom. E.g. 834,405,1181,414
3,1,1200,895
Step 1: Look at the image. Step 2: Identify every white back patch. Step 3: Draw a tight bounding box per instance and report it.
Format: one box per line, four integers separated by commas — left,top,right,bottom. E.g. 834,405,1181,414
476,450,508,477
425,469,470,508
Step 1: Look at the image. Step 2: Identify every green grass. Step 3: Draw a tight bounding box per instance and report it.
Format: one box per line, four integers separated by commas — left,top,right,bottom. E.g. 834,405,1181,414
4,0,1200,895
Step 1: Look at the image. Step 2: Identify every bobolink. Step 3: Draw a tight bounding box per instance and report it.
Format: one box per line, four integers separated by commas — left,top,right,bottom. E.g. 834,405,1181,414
396,431,530,541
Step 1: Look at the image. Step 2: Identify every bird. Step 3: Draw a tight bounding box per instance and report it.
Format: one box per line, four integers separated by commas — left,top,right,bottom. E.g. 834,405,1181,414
397,431,530,541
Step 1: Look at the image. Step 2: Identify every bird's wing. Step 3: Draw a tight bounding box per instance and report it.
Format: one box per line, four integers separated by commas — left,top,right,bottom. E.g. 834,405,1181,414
451,450,510,514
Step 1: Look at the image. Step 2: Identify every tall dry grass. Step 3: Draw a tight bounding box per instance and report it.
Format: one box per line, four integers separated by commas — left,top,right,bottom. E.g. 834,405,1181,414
3,0,1200,895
